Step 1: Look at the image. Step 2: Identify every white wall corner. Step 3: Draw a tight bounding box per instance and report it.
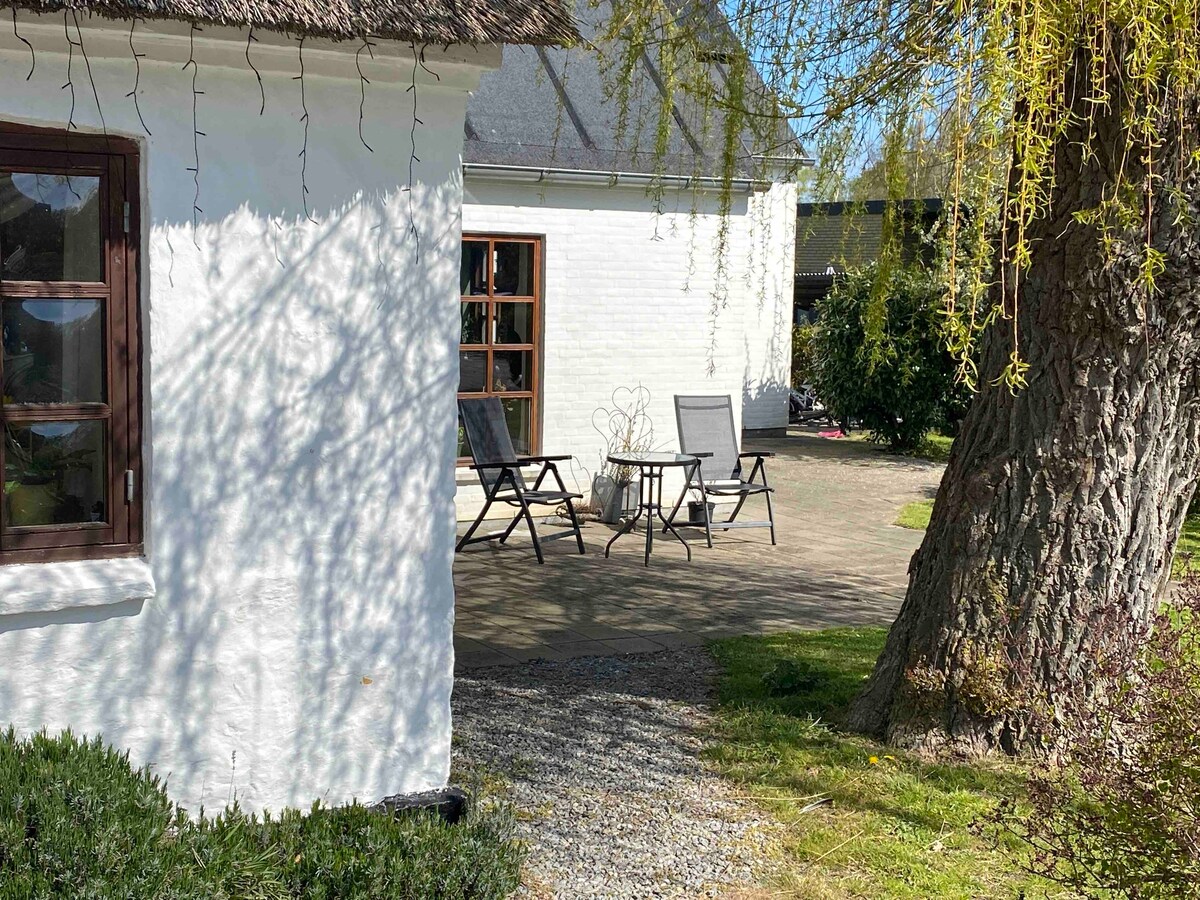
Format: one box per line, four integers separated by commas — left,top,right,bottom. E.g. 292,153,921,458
0,558,156,616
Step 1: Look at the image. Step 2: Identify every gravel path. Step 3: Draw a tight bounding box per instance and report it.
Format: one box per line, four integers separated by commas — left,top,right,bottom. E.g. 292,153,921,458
452,649,777,899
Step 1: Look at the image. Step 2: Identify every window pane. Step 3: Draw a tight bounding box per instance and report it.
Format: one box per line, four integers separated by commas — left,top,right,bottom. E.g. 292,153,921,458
0,173,102,282
494,302,533,345
460,240,488,296
459,350,487,392
502,398,532,455
492,350,530,392
4,420,106,527
493,242,534,296
2,299,105,403
460,302,486,344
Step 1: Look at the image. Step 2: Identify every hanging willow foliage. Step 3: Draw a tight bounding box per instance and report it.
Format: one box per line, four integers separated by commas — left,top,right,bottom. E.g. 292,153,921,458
599,0,1200,388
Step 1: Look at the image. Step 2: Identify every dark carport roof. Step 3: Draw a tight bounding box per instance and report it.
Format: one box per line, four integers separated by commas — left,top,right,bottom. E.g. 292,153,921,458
5,0,580,46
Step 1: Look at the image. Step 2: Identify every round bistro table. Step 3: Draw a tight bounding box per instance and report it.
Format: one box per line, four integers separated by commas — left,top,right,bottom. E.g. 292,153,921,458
603,451,708,566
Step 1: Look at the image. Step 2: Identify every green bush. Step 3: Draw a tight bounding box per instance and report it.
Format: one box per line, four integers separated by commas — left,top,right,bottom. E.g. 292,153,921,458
791,323,817,388
0,728,524,900
812,263,970,449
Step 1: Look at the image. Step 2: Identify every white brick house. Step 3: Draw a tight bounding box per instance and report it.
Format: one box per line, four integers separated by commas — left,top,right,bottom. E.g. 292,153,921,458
455,0,804,516
0,0,574,811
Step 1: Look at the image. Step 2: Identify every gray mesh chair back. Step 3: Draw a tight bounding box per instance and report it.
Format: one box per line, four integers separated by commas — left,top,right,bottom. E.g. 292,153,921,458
675,395,740,480
460,397,527,492
456,397,584,563
667,394,776,547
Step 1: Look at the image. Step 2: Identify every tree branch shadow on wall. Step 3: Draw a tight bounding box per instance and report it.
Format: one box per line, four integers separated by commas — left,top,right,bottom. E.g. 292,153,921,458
0,174,460,809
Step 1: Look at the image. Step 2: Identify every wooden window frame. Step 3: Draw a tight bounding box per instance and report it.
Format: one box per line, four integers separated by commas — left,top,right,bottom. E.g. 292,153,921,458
0,125,143,565
458,234,542,463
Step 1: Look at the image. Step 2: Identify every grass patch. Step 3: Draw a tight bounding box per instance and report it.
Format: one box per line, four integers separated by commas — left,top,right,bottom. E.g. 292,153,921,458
707,629,1062,899
891,499,1200,581
894,499,934,530
846,431,955,464
1173,513,1200,579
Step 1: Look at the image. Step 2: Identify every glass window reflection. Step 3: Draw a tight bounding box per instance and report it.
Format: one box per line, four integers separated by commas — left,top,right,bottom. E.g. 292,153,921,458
0,173,102,282
2,299,105,403
3,420,106,527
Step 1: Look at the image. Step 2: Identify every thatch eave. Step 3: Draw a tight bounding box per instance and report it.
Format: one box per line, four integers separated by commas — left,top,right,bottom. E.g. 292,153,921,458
4,0,580,48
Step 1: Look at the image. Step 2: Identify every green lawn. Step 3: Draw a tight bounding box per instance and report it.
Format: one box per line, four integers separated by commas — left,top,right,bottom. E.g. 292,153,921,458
1174,514,1200,579
847,431,955,464
894,499,934,530
707,629,1062,899
896,502,1200,580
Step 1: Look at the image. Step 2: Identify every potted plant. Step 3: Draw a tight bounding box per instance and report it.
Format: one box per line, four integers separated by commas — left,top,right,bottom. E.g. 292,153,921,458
590,385,656,524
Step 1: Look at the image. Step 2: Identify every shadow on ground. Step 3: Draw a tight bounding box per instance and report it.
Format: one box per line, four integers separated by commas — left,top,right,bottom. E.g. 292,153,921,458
454,428,945,668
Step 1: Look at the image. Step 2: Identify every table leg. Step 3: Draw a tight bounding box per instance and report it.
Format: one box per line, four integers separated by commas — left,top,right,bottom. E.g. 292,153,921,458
604,475,646,558
655,501,691,562
643,465,655,566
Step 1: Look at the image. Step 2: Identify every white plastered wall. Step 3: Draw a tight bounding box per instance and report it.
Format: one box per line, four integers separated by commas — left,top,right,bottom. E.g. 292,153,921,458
0,16,497,812
457,177,795,518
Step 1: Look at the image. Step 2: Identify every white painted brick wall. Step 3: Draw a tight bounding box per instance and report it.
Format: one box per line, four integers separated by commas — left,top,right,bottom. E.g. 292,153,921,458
458,179,795,519
0,19,494,813
743,182,799,432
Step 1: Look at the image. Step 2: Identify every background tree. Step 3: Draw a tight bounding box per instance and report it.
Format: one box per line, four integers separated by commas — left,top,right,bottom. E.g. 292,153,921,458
601,0,1200,751
813,262,970,449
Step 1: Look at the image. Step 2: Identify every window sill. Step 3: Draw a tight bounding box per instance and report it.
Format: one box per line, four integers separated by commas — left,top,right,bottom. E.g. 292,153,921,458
0,557,156,617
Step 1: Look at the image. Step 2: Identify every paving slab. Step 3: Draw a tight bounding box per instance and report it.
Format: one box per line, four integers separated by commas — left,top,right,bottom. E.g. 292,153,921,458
454,428,944,668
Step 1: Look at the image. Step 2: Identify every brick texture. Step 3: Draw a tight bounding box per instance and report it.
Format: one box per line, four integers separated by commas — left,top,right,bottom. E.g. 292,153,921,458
458,179,796,517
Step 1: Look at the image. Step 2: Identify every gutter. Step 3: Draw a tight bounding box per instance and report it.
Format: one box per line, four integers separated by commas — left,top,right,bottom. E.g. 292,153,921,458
463,163,769,193
752,154,817,166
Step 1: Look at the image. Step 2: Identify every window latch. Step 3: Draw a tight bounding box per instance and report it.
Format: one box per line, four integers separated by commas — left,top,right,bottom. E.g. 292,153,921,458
123,202,130,234
125,470,135,503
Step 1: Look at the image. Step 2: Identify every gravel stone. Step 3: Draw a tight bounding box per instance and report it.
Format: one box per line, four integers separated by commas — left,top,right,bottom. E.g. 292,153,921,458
452,648,778,898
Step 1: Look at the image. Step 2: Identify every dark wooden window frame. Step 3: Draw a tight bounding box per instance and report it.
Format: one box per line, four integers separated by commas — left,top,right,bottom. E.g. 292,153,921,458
458,233,542,463
0,125,143,564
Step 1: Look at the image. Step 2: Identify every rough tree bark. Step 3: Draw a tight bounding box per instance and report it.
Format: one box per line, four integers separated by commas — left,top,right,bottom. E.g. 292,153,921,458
845,54,1200,753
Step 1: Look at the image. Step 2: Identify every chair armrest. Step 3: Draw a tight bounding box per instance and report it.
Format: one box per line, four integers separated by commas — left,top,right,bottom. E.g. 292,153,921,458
468,462,516,472
518,454,572,464
739,451,775,459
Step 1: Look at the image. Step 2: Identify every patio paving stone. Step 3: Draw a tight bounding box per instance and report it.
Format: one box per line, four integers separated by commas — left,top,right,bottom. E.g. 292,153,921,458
599,635,670,654
455,428,944,667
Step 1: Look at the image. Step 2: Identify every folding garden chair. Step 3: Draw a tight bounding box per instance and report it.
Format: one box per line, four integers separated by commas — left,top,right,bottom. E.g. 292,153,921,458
456,397,585,564
664,394,776,547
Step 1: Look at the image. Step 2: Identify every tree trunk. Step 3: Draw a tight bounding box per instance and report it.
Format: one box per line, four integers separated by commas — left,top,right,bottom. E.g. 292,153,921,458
845,60,1200,753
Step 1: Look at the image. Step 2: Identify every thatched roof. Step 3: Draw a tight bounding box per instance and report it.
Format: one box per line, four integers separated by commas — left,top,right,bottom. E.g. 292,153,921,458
6,0,579,46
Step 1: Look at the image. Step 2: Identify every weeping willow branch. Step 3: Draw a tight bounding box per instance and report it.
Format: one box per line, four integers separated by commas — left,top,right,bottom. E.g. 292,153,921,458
604,0,1200,388
126,17,150,135
12,8,33,80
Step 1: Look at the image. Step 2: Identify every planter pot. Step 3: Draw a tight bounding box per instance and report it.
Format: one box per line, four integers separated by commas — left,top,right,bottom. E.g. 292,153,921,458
687,500,716,525
593,475,641,524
